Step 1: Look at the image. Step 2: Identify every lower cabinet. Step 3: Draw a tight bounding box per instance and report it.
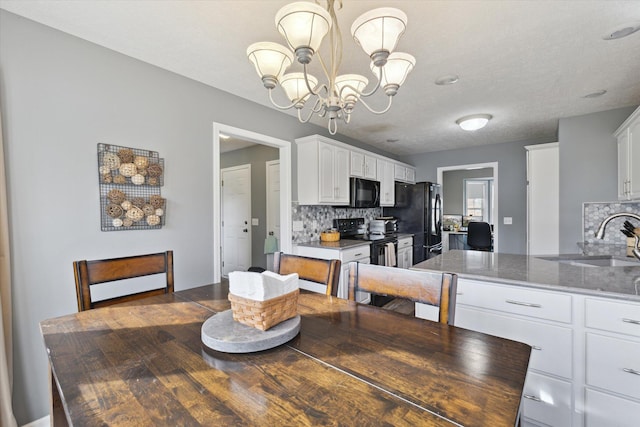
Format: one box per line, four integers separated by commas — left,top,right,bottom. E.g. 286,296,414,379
295,244,370,302
397,236,413,269
453,278,640,427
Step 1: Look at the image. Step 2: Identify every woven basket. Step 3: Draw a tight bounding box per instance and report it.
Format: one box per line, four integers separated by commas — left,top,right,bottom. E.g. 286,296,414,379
228,289,299,331
320,231,340,242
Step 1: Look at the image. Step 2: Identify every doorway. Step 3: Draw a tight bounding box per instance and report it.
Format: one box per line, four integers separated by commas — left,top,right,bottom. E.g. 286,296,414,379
213,123,292,283
437,162,499,252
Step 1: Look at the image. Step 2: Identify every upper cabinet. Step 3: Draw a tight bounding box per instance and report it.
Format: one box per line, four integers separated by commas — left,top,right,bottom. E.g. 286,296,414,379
394,163,416,184
377,158,395,207
296,135,415,206
615,106,640,200
350,151,377,179
297,136,350,205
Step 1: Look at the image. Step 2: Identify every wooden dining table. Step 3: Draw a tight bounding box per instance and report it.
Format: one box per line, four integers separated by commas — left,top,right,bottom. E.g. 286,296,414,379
41,283,531,426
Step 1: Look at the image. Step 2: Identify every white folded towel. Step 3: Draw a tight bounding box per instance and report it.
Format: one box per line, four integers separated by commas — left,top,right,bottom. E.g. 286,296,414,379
229,270,299,301
386,242,396,267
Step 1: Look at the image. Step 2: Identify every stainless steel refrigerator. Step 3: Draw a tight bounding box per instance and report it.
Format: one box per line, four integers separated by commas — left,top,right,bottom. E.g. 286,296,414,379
384,181,442,263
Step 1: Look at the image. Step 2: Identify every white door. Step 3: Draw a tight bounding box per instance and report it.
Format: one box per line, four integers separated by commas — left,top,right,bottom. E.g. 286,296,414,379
221,165,251,276
266,160,280,270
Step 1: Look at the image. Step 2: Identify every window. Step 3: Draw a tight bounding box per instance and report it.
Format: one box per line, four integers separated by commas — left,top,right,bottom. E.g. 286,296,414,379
464,178,493,223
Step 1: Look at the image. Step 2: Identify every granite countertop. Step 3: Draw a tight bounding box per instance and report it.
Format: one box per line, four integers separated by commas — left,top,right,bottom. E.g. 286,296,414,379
295,239,371,250
413,248,640,302
296,233,414,250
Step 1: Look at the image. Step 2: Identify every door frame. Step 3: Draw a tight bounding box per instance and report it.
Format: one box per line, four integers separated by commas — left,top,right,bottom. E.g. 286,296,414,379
437,162,499,253
213,123,292,283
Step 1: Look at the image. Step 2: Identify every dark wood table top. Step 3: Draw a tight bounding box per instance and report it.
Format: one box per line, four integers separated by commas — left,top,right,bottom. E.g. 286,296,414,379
41,283,530,426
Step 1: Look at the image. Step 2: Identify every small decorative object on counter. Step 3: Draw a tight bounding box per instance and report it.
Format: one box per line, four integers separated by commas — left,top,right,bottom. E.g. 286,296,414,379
97,143,166,231
227,270,299,331
320,229,340,242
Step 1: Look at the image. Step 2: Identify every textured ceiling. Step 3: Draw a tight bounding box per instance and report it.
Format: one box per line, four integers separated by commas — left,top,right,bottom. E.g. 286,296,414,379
2,0,639,155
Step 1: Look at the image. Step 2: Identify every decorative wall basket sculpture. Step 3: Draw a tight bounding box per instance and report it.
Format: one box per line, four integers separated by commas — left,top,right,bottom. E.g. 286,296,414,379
97,143,166,231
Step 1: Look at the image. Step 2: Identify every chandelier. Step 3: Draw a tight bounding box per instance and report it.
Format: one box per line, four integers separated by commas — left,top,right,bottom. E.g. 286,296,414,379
247,0,416,135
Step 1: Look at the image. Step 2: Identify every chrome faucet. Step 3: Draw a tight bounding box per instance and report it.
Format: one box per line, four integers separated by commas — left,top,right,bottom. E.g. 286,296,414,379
594,212,640,260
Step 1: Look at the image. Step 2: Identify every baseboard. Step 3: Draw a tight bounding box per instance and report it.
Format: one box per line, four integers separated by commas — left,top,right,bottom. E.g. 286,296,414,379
22,415,49,427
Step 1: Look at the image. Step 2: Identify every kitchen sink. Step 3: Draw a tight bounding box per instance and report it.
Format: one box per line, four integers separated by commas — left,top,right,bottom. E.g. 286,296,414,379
537,255,640,268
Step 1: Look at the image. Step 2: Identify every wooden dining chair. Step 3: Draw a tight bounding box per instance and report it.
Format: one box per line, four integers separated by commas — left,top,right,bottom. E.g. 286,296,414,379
273,252,341,297
348,263,457,325
73,250,174,311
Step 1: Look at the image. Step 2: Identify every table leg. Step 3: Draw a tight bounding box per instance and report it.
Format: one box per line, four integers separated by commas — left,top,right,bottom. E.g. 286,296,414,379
49,366,68,427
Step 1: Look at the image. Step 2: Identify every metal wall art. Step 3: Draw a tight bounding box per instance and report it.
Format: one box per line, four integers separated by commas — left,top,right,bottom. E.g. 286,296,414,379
97,143,166,231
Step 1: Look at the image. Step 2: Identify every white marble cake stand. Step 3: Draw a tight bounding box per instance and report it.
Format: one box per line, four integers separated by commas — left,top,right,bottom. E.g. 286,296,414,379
201,309,301,353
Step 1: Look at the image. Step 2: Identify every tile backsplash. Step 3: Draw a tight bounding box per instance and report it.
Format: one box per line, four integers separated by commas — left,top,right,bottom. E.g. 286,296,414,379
291,203,382,243
583,201,640,244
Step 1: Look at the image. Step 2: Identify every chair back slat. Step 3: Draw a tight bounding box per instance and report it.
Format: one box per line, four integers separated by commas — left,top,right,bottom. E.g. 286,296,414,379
348,263,457,325
74,251,174,311
274,253,341,296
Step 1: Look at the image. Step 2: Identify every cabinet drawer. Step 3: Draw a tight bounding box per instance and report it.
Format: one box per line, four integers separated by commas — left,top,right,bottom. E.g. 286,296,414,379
340,245,370,263
456,306,572,378
397,237,412,249
457,279,572,323
585,298,640,338
521,371,572,427
586,333,640,400
585,388,640,427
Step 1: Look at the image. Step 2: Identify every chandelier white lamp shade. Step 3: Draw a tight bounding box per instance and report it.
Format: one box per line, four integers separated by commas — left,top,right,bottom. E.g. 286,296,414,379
275,2,332,64
247,0,415,135
456,114,493,131
247,42,294,89
351,8,408,66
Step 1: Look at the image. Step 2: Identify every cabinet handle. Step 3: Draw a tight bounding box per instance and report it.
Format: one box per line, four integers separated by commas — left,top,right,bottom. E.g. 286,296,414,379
622,368,640,376
506,299,542,308
456,292,463,295
354,253,363,257
523,394,542,402
532,345,542,351
622,318,640,325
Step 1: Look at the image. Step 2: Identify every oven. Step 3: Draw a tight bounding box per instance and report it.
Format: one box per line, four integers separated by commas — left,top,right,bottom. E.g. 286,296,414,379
369,236,398,266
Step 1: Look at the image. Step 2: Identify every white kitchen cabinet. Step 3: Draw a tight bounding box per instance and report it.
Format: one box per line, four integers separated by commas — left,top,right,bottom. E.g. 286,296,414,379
297,136,350,205
453,278,640,427
615,105,640,200
393,164,416,184
351,151,376,179
454,278,574,426
397,236,413,269
583,296,640,424
295,243,370,302
377,158,395,207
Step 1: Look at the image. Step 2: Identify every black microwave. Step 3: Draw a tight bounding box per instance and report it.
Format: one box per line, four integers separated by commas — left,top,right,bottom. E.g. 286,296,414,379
349,177,380,208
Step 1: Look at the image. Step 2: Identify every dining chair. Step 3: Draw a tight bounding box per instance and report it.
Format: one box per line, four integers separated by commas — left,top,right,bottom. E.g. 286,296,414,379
273,252,341,297
467,221,493,251
348,263,457,325
73,250,174,311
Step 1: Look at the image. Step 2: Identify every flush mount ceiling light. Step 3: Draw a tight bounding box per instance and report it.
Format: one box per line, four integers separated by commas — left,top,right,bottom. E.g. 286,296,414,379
602,22,640,40
247,1,416,135
456,114,492,131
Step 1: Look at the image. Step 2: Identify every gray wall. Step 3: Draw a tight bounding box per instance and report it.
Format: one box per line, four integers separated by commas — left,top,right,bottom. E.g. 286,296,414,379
0,11,394,424
401,138,551,254
221,144,279,269
558,106,636,252
442,168,493,215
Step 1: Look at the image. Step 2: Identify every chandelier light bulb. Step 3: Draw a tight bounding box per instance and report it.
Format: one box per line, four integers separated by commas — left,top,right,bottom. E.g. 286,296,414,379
280,72,319,107
456,114,493,131
371,52,416,92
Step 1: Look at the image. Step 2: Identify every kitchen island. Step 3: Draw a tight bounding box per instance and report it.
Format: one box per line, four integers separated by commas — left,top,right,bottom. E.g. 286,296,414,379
413,249,640,427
